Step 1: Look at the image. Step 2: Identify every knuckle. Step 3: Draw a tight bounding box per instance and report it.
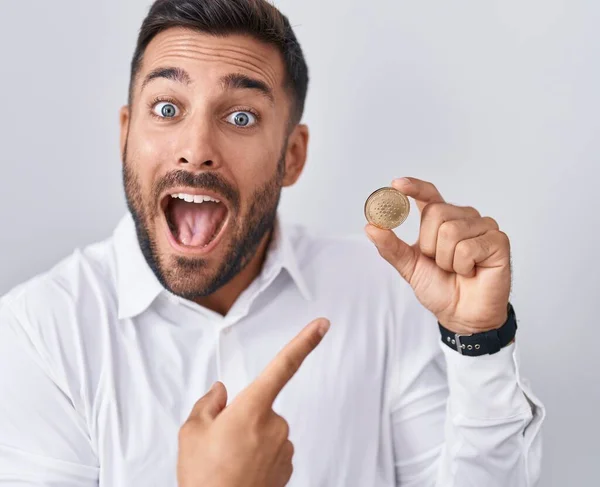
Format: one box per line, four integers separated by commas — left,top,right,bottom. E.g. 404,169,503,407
178,420,200,441
464,205,481,217
439,220,461,240
493,230,511,253
455,239,473,259
496,230,510,245
422,201,444,220
274,414,290,439
282,463,294,485
483,216,500,229
425,181,439,194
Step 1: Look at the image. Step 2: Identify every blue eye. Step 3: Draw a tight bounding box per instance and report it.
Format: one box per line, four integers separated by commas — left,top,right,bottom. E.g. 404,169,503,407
153,102,179,118
226,111,257,127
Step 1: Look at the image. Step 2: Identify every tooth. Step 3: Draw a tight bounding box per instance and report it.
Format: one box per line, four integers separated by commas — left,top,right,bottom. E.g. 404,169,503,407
194,195,205,203
184,194,194,202
203,195,212,202
177,194,185,199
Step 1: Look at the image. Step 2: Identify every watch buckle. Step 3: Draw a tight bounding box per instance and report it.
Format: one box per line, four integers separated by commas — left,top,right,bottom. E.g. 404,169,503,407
454,333,472,355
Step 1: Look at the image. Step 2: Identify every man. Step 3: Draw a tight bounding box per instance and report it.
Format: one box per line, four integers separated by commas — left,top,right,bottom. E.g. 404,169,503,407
0,0,544,486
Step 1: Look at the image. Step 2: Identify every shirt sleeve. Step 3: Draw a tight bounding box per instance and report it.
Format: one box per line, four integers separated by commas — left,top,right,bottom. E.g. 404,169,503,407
388,286,545,487
0,302,99,486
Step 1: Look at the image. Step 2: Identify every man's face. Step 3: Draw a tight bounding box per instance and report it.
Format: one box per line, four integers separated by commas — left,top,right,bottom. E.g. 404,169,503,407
120,28,307,300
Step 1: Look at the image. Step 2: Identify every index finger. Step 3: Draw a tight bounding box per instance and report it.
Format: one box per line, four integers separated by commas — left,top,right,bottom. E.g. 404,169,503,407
391,177,445,213
238,318,330,408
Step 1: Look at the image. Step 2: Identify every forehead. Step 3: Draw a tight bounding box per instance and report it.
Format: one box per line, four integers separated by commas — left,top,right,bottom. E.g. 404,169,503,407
138,27,286,94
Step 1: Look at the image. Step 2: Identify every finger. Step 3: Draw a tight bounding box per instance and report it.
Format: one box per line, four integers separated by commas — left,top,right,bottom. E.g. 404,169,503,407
239,318,330,408
265,411,291,444
453,230,510,275
365,224,418,283
273,441,295,487
435,217,499,273
188,382,228,422
418,203,481,258
391,177,445,213
272,440,295,487
280,439,295,463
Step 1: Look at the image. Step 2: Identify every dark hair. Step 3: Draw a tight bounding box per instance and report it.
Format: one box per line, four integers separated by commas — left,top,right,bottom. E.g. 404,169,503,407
128,0,309,124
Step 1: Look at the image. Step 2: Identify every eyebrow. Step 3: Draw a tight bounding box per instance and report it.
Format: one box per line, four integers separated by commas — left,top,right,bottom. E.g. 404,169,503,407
220,73,274,104
140,67,274,104
141,67,191,91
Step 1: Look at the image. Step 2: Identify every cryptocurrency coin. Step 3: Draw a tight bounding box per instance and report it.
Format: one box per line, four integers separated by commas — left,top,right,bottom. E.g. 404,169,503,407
364,187,410,229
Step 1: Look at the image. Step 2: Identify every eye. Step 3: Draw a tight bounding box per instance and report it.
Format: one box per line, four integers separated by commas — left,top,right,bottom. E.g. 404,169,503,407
153,102,180,119
226,111,257,128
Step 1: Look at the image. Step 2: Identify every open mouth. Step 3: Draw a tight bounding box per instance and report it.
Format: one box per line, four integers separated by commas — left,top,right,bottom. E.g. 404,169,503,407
161,190,230,251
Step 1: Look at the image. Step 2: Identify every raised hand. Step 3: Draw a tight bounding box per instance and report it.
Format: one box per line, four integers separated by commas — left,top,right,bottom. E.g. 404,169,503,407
366,177,510,334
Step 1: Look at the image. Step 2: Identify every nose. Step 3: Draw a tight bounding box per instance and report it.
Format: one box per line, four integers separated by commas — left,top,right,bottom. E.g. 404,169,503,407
174,116,222,171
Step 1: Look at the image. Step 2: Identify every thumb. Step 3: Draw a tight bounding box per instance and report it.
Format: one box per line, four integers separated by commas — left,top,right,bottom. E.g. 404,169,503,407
365,224,417,283
189,382,228,422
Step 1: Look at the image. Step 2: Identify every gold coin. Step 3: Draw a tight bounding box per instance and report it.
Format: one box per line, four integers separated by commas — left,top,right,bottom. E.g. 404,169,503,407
364,187,410,229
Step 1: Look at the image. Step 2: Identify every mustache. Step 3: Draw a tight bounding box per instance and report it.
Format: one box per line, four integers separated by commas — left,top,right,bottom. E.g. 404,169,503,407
154,170,240,208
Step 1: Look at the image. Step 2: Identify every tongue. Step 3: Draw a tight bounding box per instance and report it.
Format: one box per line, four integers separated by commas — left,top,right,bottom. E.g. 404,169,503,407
170,200,227,247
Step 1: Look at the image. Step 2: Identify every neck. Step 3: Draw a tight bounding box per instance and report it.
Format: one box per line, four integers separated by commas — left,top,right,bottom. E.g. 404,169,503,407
193,229,274,316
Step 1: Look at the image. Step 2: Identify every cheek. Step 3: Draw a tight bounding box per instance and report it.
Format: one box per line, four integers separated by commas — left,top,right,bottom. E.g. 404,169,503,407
134,121,176,162
224,135,282,183
229,148,280,212
127,129,174,190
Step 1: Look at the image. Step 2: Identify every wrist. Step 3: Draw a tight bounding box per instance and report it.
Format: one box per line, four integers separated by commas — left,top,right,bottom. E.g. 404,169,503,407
438,303,517,356
440,309,509,335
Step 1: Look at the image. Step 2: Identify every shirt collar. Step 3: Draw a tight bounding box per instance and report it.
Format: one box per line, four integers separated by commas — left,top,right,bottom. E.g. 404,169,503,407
113,213,164,320
266,215,313,302
113,212,312,320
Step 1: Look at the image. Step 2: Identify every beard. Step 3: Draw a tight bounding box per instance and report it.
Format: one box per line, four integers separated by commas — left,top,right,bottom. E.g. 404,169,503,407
122,142,286,300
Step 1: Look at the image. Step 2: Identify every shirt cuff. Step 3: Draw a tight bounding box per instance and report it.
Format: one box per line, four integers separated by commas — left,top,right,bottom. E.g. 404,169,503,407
441,340,536,420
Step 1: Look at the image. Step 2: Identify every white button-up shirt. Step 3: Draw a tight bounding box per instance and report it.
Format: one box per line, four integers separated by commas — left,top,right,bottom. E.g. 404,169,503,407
0,213,544,487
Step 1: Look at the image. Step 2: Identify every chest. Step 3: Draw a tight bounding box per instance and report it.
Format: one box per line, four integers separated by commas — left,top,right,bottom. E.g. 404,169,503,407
90,299,392,486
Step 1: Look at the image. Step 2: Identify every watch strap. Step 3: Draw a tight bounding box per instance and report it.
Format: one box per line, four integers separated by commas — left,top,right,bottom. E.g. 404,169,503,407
438,302,517,356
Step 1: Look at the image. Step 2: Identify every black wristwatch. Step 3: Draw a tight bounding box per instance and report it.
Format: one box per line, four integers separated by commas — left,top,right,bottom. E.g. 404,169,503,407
438,302,517,356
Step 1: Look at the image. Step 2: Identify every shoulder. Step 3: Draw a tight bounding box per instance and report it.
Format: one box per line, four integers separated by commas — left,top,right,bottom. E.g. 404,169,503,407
0,236,118,404
0,236,118,379
1,237,116,322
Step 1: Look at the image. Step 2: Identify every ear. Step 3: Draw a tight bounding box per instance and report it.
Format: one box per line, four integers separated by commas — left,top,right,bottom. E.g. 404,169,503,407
119,105,130,163
281,124,309,187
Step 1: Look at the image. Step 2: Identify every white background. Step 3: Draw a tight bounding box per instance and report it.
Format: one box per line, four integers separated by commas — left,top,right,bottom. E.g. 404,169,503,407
1,1,598,485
